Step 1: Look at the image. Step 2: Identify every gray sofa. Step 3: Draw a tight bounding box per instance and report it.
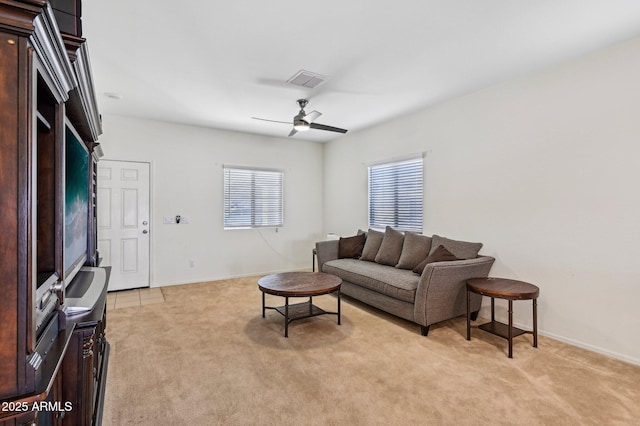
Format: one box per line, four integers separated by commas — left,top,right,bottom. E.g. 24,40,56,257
315,228,495,336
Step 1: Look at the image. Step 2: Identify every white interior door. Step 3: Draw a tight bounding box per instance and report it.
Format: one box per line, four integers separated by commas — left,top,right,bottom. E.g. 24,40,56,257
97,160,150,291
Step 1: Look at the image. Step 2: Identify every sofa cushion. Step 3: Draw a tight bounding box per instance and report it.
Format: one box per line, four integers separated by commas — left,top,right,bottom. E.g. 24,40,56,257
413,245,461,275
338,234,366,259
396,232,432,270
429,235,482,260
375,226,405,266
360,229,384,261
323,259,418,303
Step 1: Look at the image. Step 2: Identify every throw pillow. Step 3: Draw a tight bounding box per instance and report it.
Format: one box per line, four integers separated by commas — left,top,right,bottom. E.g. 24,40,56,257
338,234,366,259
396,232,432,270
375,226,405,266
359,229,384,261
413,245,460,275
429,235,483,260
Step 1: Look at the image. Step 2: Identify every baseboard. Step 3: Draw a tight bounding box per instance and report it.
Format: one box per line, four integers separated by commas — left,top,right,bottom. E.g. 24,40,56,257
536,329,640,367
151,267,310,288
476,308,640,366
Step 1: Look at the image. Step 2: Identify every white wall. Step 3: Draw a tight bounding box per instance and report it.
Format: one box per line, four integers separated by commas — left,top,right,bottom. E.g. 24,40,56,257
98,115,323,286
323,37,640,364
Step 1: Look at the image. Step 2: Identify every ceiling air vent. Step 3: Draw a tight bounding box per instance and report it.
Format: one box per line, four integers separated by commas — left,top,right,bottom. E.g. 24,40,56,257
287,70,328,89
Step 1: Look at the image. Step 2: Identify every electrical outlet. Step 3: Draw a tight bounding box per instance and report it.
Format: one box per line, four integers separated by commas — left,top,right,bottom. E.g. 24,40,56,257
180,216,190,224
163,216,176,224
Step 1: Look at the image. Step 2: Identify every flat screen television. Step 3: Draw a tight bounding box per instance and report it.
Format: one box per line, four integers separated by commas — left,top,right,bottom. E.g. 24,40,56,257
63,120,89,287
62,120,106,316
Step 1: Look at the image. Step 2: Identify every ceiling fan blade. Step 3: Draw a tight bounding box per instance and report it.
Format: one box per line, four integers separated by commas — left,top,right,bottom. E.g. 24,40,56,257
252,117,290,125
309,122,348,134
303,110,321,123
288,128,298,137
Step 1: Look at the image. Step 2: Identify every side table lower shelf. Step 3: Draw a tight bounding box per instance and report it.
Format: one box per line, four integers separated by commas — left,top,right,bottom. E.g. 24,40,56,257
478,320,528,340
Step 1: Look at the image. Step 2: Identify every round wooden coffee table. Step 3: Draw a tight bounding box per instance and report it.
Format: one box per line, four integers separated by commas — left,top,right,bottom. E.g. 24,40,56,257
466,277,539,358
258,272,342,337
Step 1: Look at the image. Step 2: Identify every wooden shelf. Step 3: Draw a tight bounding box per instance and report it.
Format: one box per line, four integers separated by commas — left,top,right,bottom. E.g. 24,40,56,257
274,302,328,321
478,320,528,340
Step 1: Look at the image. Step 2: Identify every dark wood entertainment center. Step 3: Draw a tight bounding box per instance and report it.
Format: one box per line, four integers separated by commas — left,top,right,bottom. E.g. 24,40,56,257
0,1,109,424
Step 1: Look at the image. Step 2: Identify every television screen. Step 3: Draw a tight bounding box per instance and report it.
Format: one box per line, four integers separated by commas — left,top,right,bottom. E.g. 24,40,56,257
64,123,89,284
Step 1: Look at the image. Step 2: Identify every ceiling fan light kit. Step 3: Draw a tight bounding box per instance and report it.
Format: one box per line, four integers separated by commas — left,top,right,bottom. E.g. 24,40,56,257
293,119,310,131
253,99,348,137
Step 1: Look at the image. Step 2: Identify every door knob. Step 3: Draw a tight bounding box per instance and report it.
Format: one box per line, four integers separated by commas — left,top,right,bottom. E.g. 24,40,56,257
142,229,149,234
143,221,148,225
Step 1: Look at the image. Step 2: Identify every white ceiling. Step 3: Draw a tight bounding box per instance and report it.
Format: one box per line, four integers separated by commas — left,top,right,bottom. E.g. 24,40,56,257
81,1,640,143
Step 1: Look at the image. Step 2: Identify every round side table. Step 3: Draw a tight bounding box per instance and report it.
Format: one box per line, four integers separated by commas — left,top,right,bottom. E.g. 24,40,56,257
466,278,539,358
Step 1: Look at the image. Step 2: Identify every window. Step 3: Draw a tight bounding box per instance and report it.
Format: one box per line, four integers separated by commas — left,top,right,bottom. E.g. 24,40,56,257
368,156,423,232
224,166,284,229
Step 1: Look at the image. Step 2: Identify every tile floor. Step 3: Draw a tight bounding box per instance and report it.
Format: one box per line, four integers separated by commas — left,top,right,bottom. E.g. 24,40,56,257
107,287,165,310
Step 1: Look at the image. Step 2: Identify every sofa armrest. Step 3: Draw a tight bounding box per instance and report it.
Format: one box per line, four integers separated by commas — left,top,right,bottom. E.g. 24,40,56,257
315,240,339,272
413,256,495,327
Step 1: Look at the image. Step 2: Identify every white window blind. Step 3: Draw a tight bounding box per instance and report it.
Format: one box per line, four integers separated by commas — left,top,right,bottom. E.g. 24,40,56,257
224,166,284,229
368,156,423,232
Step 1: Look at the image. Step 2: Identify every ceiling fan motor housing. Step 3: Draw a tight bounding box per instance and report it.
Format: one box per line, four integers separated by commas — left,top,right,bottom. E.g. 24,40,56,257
293,105,310,130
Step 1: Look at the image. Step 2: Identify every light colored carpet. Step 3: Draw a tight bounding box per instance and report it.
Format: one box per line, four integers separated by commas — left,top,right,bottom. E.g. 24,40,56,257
103,276,640,425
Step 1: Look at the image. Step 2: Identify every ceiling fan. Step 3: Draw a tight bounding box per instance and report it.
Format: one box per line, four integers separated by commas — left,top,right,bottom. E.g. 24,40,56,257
252,99,348,137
